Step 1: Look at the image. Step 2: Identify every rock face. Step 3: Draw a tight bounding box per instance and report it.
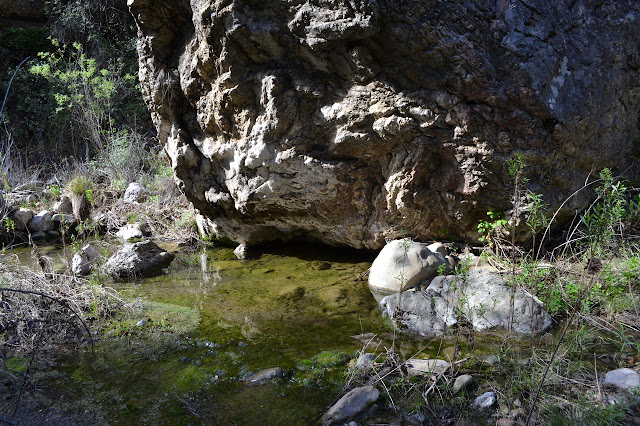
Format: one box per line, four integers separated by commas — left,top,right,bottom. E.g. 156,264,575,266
380,270,552,336
129,0,640,249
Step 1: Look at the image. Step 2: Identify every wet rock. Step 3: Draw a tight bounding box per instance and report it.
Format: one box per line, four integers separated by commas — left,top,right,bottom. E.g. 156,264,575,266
368,239,450,295
380,270,552,336
246,367,286,384
452,374,474,394
123,182,148,203
52,196,73,214
11,208,33,231
102,240,175,281
320,385,380,425
473,391,496,409
405,359,450,376
603,368,640,393
116,223,150,241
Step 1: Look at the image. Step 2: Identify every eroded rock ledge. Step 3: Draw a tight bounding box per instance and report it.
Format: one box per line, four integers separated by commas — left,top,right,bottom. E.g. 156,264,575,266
129,0,640,249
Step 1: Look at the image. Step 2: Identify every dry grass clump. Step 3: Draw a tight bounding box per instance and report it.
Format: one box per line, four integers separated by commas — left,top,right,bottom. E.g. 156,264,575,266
0,259,123,355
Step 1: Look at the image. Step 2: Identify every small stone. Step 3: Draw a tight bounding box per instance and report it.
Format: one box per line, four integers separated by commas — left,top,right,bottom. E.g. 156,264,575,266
405,359,451,376
72,252,92,276
496,419,515,426
136,319,147,327
473,391,496,409
603,368,640,392
246,367,286,384
452,374,474,394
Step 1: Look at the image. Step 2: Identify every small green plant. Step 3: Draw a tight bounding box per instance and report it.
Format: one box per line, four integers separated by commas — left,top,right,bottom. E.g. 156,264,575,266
49,184,62,201
67,174,93,196
1,217,15,233
477,211,507,244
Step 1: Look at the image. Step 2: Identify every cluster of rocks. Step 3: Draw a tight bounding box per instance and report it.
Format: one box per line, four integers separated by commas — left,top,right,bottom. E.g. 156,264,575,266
320,352,640,425
369,239,552,336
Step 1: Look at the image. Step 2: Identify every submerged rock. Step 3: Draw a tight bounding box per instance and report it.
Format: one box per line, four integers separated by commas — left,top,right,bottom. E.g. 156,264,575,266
130,0,640,249
102,240,175,281
320,385,380,425
368,239,452,295
380,270,552,336
245,367,286,384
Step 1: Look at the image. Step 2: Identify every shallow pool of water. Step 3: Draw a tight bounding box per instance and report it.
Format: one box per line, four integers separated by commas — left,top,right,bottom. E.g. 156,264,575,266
20,242,448,424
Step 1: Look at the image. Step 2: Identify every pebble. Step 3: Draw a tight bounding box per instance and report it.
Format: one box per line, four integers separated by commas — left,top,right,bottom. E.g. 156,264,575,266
136,319,147,327
473,391,496,409
452,374,474,394
246,367,286,384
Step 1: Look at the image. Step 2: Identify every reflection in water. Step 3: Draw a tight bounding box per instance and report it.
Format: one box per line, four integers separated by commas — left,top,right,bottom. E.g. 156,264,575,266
200,249,222,286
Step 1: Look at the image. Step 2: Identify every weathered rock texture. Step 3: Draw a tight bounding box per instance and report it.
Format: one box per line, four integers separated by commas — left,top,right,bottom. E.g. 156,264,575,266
129,0,640,249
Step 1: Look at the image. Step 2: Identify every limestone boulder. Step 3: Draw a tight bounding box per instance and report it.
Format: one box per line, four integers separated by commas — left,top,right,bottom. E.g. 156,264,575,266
380,270,552,336
368,239,451,295
123,182,148,203
129,0,640,249
102,240,175,281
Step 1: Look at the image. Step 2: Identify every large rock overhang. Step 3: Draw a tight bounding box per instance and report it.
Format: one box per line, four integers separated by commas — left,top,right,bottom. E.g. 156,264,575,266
129,0,640,249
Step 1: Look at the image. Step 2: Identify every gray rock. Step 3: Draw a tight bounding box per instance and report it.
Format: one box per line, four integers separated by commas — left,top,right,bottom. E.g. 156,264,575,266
368,239,450,294
72,252,92,276
123,182,148,203
452,374,474,394
603,368,640,393
405,359,450,377
380,270,552,336
29,210,52,233
11,208,33,231
52,196,73,214
130,0,640,250
136,319,147,327
116,223,149,241
246,367,286,384
102,240,175,281
51,213,75,225
473,391,496,409
320,385,380,425
71,244,100,276
405,412,426,426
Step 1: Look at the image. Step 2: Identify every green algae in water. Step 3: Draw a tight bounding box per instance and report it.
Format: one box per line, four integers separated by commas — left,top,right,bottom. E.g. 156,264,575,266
42,244,396,424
